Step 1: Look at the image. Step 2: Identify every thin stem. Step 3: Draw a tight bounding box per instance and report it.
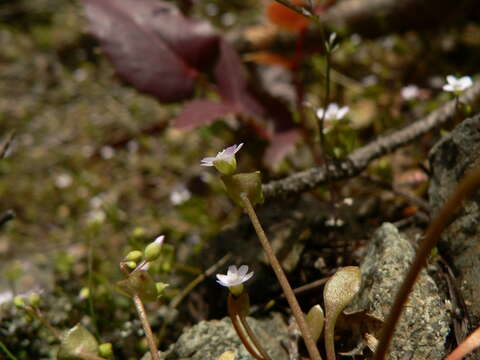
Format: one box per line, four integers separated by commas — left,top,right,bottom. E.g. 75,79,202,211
28,306,61,340
318,50,331,159
87,236,100,339
239,315,273,360
132,294,160,360
240,194,322,360
228,296,264,360
0,340,18,360
324,318,335,360
373,166,480,360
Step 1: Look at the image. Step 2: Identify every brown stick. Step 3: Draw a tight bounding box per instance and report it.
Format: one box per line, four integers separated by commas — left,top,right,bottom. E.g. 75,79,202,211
241,194,323,360
373,166,480,360
132,294,160,360
263,79,480,200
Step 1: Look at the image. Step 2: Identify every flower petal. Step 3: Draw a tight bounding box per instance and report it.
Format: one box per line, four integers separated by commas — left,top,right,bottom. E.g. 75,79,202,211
238,265,249,277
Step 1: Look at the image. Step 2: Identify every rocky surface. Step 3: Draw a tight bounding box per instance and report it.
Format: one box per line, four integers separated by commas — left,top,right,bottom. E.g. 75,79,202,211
347,223,450,360
142,313,289,360
429,114,480,329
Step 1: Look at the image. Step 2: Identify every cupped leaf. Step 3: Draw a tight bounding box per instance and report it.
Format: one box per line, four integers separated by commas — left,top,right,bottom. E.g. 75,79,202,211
323,266,362,360
306,304,324,343
221,172,264,208
83,0,218,102
117,270,158,302
57,324,99,360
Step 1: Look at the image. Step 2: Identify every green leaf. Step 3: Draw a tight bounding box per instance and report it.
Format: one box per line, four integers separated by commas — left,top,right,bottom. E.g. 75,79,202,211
306,304,324,342
57,324,99,360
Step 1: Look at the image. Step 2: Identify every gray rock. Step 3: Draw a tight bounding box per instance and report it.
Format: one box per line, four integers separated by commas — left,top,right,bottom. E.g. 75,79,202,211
347,223,450,360
428,114,480,328
142,313,289,360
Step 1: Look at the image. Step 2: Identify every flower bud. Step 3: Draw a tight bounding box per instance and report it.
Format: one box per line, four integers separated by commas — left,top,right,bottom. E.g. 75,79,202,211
124,250,143,262
156,282,169,297
29,292,41,307
144,235,164,262
125,261,137,269
213,156,237,175
99,343,113,358
14,296,25,309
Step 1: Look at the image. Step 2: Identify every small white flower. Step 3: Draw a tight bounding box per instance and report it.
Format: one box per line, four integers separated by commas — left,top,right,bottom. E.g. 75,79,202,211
325,216,345,227
216,265,254,287
201,143,243,167
401,85,420,100
343,197,354,206
170,186,191,205
316,103,349,122
443,75,473,93
201,143,243,175
55,173,73,189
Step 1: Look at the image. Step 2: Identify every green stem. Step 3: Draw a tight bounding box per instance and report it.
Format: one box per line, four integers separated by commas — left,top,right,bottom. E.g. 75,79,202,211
0,340,18,360
132,294,160,360
374,166,480,360
87,236,99,339
240,194,322,360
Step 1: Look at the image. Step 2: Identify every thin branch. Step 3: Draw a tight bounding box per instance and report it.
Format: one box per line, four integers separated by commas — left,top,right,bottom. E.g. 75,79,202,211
241,194,323,360
0,131,15,159
133,294,161,360
0,210,15,229
169,253,232,309
263,80,480,200
373,166,480,360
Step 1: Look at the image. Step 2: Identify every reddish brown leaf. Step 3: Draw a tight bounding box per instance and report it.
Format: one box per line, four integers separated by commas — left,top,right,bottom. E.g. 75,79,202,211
214,40,264,118
266,0,310,32
83,0,218,102
175,100,236,129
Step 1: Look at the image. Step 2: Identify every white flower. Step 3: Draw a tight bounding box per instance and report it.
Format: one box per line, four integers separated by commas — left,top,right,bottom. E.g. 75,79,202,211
401,85,420,100
216,265,254,287
443,75,473,93
170,186,191,205
201,143,243,167
316,103,349,122
201,143,243,175
55,173,73,188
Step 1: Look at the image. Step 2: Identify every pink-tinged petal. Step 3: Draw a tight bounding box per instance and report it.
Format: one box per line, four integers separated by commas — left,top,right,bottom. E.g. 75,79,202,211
238,265,249,277
216,274,229,283
243,271,254,282
336,106,349,120
233,143,243,154
443,84,454,92
316,108,325,119
227,265,237,276
446,75,456,84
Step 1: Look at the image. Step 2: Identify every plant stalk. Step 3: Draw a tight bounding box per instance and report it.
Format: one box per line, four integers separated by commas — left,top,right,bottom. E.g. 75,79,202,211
374,166,480,360
241,193,323,360
133,294,160,360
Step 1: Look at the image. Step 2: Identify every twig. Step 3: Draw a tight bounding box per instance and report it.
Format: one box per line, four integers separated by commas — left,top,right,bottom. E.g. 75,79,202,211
373,166,480,360
0,210,15,229
240,193,323,360
133,294,160,360
0,340,18,360
263,79,480,200
239,315,273,360
169,253,232,309
0,131,15,159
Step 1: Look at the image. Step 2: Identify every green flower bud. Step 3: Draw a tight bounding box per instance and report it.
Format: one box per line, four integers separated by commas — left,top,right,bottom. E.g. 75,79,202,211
156,282,169,297
29,292,41,307
144,235,164,262
213,157,237,175
125,261,137,269
124,250,143,262
14,296,25,309
99,342,113,358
